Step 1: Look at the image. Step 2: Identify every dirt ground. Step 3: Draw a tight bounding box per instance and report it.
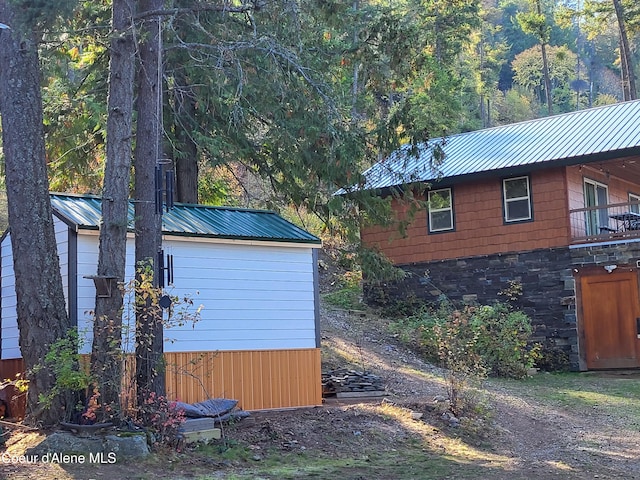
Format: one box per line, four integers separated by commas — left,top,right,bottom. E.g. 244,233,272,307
314,304,640,480
2,272,640,479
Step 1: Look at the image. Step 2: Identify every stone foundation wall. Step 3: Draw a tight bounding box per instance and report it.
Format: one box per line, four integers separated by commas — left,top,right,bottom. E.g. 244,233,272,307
569,240,640,268
365,247,580,370
365,241,640,371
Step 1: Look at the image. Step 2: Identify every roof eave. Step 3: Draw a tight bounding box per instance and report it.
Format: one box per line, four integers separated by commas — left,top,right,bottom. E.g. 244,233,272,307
74,225,322,245
362,145,640,194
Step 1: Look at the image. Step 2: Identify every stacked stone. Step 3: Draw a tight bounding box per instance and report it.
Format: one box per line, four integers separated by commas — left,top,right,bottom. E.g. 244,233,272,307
322,369,385,397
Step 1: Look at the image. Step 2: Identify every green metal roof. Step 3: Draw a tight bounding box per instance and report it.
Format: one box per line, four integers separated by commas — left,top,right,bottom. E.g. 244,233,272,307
50,193,321,245
340,100,640,193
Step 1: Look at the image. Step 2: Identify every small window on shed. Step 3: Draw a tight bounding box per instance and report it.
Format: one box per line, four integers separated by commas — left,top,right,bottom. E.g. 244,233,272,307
428,188,453,232
503,176,532,222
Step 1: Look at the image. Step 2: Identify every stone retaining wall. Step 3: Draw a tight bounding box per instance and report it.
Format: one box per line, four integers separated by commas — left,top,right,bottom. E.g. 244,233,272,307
365,241,640,371
364,247,580,370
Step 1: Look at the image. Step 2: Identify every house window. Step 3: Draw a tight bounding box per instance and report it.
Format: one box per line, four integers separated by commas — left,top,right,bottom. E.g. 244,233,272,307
428,188,453,232
630,193,640,214
503,176,532,222
584,179,609,236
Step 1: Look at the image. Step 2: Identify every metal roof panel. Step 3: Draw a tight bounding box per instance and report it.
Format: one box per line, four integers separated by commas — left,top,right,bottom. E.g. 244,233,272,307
348,100,640,191
50,194,321,244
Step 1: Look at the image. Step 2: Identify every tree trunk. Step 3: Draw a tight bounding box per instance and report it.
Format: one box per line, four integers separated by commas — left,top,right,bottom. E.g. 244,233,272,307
134,0,165,404
541,42,553,115
534,0,553,115
90,0,136,414
613,0,637,100
174,78,199,204
0,1,71,426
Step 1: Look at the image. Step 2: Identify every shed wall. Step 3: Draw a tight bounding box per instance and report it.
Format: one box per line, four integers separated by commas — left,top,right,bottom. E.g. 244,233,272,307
1,217,71,359
162,237,317,351
1,214,321,412
165,349,322,410
74,232,318,353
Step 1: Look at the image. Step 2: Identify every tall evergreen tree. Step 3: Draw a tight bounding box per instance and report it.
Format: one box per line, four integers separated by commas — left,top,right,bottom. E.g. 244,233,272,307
0,0,75,426
91,0,136,414
518,0,554,114
134,0,165,401
612,0,637,99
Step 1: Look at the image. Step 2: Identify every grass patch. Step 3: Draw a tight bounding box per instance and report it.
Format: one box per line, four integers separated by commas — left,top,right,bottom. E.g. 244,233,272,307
322,271,362,310
491,372,640,420
193,443,498,480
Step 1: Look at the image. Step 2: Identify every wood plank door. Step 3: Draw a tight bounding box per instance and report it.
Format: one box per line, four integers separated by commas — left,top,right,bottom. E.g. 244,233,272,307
580,269,640,369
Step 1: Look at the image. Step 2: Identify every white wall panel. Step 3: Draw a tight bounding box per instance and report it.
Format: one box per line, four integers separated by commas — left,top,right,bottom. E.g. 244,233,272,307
54,216,70,309
160,238,317,352
75,233,137,354
1,234,19,359
1,216,72,359
3,228,318,358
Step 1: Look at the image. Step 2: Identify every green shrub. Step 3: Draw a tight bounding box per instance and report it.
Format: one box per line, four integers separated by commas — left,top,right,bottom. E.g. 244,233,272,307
392,301,537,379
469,303,538,378
32,328,93,422
534,345,570,372
359,247,407,285
433,309,488,415
380,294,427,318
389,306,437,350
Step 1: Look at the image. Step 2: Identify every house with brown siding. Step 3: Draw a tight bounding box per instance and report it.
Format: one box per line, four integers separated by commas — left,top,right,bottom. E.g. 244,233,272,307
352,100,640,371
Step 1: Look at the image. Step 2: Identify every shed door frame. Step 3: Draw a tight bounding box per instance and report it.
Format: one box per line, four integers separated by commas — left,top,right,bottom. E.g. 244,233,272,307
575,265,640,370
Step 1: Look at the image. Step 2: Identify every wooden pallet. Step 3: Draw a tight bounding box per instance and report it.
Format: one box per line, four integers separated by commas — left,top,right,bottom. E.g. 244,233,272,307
179,418,221,443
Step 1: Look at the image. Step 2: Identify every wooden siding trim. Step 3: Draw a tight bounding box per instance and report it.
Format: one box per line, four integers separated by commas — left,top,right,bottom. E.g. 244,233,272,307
562,167,572,242
164,349,322,411
0,358,26,419
0,348,322,418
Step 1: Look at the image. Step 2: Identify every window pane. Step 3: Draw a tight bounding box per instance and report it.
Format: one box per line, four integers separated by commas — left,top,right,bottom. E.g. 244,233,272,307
584,182,596,207
431,211,452,230
505,178,528,198
596,185,607,206
507,199,530,220
428,188,453,232
584,180,608,234
429,190,451,209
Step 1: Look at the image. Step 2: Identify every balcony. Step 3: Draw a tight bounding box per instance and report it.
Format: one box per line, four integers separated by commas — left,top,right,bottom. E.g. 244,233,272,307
570,201,640,244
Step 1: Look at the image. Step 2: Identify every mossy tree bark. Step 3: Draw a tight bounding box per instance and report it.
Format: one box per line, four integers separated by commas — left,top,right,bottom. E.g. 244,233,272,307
0,0,72,427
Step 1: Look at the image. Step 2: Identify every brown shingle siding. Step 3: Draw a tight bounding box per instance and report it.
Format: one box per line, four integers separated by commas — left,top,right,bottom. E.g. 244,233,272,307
361,169,572,263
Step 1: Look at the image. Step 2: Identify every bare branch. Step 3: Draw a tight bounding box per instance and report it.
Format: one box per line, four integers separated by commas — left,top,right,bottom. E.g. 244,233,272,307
133,1,270,21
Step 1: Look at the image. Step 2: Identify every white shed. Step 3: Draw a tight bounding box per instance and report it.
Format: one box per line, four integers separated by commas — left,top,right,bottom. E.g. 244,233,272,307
0,193,322,411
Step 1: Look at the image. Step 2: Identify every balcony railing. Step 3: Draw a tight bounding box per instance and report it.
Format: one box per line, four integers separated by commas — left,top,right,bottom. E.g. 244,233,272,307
570,201,640,243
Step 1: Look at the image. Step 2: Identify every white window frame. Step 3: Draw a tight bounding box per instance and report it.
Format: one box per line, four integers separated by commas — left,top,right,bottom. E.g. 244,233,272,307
583,178,609,235
629,193,640,214
428,188,454,232
503,176,532,222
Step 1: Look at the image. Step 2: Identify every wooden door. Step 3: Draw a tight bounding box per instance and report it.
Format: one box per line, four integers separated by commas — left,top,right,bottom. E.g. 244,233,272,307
580,269,640,369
